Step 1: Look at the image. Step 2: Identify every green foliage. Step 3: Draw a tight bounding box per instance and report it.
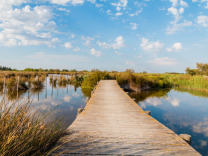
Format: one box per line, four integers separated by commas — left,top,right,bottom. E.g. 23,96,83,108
115,73,172,89
81,71,111,89
0,66,12,71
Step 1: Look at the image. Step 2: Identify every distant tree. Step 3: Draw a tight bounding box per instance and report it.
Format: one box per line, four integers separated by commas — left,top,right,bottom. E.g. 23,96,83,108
70,69,77,72
54,69,60,72
143,71,147,74
125,69,134,73
48,69,54,72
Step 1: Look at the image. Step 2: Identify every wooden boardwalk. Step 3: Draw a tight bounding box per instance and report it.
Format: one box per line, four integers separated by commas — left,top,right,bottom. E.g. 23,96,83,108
52,80,201,155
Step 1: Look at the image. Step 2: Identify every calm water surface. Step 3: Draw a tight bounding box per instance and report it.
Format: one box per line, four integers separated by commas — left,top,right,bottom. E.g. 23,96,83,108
129,88,208,156
1,76,208,155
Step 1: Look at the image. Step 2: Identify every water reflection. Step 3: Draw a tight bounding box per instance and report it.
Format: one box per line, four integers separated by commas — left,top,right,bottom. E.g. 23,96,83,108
0,74,91,129
129,88,208,156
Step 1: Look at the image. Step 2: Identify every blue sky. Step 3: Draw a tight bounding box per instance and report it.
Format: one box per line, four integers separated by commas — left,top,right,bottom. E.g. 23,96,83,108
0,0,208,73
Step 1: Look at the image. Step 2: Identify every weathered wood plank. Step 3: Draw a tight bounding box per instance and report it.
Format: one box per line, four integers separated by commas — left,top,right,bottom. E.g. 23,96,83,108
52,80,201,155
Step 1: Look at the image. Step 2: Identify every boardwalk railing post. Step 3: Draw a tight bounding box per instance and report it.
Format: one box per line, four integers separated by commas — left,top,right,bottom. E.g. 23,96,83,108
17,75,19,92
3,76,5,94
77,108,84,115
145,111,151,116
179,134,191,145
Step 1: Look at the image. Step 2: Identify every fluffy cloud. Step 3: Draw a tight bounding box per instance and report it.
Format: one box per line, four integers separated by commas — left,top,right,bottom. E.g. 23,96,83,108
73,47,80,51
166,20,192,34
140,38,164,52
90,48,102,57
196,15,208,27
65,42,73,49
70,33,75,38
112,36,125,49
192,0,208,9
170,98,180,106
111,0,128,11
81,36,94,46
97,36,125,49
0,3,58,47
170,0,188,7
130,23,138,30
166,42,183,52
115,12,123,16
50,0,85,5
147,57,178,66
87,0,96,4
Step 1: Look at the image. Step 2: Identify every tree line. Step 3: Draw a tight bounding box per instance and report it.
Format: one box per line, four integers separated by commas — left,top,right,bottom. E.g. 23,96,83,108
186,63,208,76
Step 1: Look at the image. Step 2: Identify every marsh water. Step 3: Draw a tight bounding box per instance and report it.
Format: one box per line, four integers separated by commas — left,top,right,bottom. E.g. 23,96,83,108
1,75,208,155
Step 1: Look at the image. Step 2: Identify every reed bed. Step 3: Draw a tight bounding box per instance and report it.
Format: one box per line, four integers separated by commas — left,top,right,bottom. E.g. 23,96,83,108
0,98,65,156
167,75,208,91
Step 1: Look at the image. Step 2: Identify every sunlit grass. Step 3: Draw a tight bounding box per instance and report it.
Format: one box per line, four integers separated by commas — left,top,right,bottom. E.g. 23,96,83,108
0,98,65,156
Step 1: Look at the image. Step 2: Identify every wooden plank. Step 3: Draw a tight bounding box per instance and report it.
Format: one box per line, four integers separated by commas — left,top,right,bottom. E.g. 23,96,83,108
52,80,201,155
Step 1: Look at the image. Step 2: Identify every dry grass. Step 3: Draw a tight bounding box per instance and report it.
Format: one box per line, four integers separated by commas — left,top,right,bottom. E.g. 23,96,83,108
0,98,65,156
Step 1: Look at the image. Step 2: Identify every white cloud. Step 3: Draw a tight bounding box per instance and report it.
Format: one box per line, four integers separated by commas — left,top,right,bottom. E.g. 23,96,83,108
148,57,178,66
58,8,70,12
81,36,94,46
146,97,162,107
130,23,138,30
50,0,85,5
140,38,164,52
115,51,123,55
73,47,80,51
111,0,128,10
115,12,123,16
64,95,72,102
166,20,192,34
196,15,208,27
96,3,103,8
166,42,183,52
65,42,73,49
72,93,80,98
180,0,188,7
90,48,103,57
70,33,75,38
170,0,179,7
97,36,125,49
96,41,111,49
87,0,96,4
106,10,112,15
171,98,180,106
0,4,58,47
126,61,136,66
179,7,184,14
112,36,125,49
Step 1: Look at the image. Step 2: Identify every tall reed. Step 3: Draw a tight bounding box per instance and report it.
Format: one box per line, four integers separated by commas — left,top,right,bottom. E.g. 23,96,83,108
0,98,65,156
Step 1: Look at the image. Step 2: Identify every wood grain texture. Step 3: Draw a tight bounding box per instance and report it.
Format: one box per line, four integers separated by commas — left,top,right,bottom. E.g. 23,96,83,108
52,80,201,156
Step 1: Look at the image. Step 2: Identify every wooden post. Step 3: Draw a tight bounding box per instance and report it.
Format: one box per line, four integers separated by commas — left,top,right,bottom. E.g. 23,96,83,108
145,111,151,116
179,134,191,145
38,75,39,88
77,108,84,115
3,76,5,94
17,76,19,92
67,74,68,94
51,75,53,97
28,75,29,99
45,74,47,99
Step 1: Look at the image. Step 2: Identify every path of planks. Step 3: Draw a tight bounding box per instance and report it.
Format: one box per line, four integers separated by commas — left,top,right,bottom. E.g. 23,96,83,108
52,80,201,156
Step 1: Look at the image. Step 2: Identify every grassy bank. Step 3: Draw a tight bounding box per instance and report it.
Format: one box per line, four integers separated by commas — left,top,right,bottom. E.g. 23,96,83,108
0,99,65,156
